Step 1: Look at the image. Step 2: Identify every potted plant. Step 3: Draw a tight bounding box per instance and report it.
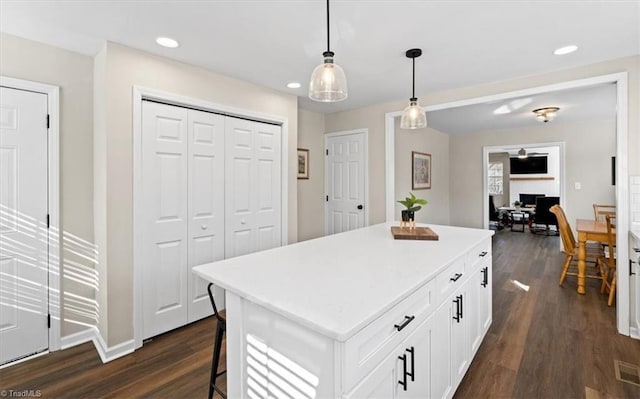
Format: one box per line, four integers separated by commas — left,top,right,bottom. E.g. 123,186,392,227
397,192,428,221
513,200,522,211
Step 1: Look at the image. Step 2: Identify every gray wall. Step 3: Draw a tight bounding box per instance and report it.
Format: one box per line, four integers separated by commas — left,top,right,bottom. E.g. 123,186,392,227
0,33,95,336
450,119,616,228
297,109,326,241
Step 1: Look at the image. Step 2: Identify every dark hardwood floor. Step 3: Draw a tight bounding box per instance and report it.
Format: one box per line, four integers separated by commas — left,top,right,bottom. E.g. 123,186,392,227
2,229,639,398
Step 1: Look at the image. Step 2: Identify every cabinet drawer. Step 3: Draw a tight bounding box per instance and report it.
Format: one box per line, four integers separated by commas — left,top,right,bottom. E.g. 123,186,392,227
467,239,491,270
436,257,466,301
342,280,435,393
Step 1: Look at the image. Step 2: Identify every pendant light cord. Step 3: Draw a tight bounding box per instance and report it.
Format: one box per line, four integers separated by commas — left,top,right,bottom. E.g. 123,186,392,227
326,0,331,53
412,57,416,100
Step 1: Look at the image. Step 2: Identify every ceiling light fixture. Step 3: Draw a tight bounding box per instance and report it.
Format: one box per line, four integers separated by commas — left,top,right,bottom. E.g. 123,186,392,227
517,148,527,159
156,37,179,48
400,48,427,130
287,82,301,89
309,0,347,102
553,45,578,55
533,107,560,123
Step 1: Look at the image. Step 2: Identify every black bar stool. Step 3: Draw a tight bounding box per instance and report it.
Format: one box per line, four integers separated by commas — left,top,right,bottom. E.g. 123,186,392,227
207,283,227,399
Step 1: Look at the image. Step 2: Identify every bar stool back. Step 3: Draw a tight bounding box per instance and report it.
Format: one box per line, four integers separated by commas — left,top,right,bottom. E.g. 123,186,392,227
207,283,227,399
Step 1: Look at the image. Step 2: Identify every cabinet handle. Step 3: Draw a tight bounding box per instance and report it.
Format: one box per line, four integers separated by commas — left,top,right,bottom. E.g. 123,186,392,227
459,294,464,319
479,251,488,257
481,267,488,287
398,353,408,391
452,297,460,322
406,347,415,382
394,315,415,332
450,273,463,282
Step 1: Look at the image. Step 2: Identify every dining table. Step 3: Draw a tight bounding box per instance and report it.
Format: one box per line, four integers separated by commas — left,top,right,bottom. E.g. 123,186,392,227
575,218,615,294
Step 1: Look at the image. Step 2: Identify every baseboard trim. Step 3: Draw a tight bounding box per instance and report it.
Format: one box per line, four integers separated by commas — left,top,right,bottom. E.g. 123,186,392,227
93,330,135,363
60,327,135,363
630,326,639,340
60,328,96,349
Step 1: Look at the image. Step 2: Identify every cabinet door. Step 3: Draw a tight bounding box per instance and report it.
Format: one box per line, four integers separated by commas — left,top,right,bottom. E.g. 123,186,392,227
450,286,468,388
429,303,452,399
468,267,482,356
345,318,431,399
479,262,492,338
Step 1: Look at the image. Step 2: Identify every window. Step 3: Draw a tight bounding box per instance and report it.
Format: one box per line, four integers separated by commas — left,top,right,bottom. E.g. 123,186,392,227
488,162,503,195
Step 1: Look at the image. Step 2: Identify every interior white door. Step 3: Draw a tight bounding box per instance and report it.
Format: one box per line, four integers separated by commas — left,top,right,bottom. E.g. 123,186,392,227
187,109,225,321
225,118,281,258
141,101,189,339
0,87,49,364
325,132,366,235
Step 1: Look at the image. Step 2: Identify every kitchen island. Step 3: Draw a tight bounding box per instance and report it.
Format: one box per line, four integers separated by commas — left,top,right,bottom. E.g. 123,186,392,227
194,222,493,398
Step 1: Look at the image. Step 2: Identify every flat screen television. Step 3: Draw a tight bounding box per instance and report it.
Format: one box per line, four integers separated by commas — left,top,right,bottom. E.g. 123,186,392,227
510,156,548,174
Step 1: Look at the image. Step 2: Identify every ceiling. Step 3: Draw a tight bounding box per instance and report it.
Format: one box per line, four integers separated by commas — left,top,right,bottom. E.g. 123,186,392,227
1,1,638,114
427,83,617,135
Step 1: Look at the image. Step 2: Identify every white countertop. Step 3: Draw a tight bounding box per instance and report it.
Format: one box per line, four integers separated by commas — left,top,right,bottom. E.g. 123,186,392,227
194,222,493,341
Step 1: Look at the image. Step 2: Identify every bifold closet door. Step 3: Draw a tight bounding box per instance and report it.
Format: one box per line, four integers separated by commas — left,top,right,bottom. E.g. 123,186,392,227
225,118,282,258
141,101,224,339
187,109,225,321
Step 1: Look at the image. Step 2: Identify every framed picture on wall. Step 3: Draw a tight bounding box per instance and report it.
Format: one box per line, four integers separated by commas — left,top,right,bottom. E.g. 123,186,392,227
298,148,309,179
412,151,431,190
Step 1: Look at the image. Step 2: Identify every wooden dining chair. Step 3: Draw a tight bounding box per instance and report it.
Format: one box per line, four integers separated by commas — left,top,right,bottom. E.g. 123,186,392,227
598,215,617,306
549,205,603,286
593,204,616,221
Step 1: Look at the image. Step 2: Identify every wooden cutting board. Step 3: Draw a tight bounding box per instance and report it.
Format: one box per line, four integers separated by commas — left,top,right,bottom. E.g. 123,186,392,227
391,226,439,240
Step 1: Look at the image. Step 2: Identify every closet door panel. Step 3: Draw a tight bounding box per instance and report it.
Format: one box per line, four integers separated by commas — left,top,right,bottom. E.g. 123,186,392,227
188,109,225,321
225,118,256,258
142,101,189,339
254,123,281,252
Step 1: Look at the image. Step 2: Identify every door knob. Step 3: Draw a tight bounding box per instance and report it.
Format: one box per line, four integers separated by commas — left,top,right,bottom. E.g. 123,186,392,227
241,219,246,225
201,225,208,230
357,204,364,210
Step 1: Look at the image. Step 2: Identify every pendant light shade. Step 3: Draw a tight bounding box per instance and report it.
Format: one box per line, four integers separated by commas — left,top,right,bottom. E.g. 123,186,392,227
309,51,348,102
400,48,427,129
309,0,348,102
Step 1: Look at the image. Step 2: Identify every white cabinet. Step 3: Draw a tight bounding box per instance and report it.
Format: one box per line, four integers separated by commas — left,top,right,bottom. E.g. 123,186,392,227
346,317,431,399
194,225,493,399
140,101,282,339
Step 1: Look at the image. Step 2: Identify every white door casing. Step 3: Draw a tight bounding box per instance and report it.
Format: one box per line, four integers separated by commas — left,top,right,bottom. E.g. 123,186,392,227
325,130,368,235
187,109,225,321
141,101,189,339
225,117,282,258
0,87,49,364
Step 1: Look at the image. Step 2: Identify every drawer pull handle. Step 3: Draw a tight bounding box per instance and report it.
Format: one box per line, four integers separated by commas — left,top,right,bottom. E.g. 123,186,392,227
479,251,488,257
398,353,408,391
406,346,415,382
450,273,462,282
481,267,488,287
453,295,463,323
394,315,415,332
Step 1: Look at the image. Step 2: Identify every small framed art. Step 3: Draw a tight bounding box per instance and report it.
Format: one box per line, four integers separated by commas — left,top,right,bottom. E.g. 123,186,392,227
297,148,309,179
412,151,431,190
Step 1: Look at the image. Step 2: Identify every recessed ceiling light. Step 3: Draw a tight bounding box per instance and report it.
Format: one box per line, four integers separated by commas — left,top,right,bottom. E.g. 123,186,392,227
287,82,301,89
553,45,578,55
156,37,179,48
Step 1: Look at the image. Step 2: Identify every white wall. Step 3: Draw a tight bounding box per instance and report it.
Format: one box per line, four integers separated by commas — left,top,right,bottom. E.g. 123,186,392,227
0,33,96,337
297,109,326,241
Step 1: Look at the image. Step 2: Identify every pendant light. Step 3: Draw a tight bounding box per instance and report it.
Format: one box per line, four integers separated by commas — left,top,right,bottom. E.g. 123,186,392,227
400,48,427,129
309,0,348,102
